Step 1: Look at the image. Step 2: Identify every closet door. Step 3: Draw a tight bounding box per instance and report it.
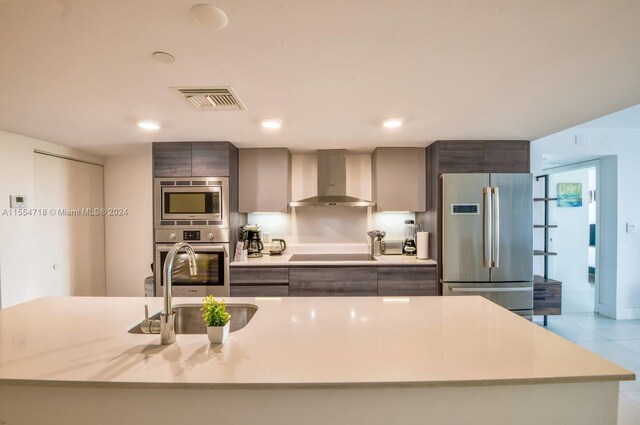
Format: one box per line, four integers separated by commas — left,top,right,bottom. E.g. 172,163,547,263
34,153,106,297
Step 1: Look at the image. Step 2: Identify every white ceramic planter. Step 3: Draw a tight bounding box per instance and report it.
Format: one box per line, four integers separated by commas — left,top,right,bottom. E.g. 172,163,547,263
207,322,230,344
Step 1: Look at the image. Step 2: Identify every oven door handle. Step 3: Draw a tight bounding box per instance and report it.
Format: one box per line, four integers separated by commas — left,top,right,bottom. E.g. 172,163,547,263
156,245,229,256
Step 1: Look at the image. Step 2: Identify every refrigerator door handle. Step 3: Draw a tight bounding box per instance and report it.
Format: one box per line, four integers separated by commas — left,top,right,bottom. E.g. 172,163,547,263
483,187,492,268
492,186,500,268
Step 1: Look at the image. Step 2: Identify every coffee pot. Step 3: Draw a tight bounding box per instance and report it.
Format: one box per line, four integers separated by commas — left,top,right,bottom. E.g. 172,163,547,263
246,231,263,258
241,225,264,258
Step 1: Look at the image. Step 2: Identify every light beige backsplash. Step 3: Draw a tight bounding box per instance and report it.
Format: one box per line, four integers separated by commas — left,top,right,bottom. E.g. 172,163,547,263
251,153,415,253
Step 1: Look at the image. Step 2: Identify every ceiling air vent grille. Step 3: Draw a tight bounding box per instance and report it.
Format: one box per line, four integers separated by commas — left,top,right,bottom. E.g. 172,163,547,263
175,87,247,111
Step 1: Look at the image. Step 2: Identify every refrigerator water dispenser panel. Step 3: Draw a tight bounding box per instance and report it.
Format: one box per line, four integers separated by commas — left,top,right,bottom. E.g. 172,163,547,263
451,204,480,215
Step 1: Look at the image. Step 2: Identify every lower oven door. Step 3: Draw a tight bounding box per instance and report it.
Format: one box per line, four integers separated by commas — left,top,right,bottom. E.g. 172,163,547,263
442,281,533,315
155,244,230,297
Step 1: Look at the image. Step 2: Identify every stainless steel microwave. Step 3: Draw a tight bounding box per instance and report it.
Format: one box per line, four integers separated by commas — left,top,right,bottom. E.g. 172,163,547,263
154,177,229,229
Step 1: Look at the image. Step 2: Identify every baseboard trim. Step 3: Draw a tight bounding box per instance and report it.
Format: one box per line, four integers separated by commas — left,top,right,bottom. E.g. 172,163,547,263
598,303,640,320
615,307,640,320
596,303,616,319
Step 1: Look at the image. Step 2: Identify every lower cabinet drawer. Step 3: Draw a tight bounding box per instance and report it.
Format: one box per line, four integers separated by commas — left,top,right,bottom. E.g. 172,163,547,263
289,267,377,296
230,267,289,284
533,284,562,315
378,267,437,296
230,285,289,297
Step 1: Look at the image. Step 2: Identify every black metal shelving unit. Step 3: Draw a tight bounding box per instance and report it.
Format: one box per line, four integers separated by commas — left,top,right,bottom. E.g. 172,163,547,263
534,175,558,267
534,174,562,326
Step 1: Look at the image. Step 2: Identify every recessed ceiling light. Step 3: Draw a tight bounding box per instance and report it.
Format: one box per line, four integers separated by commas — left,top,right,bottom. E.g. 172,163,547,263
261,119,282,130
383,118,404,129
137,120,161,131
152,51,175,64
190,4,228,29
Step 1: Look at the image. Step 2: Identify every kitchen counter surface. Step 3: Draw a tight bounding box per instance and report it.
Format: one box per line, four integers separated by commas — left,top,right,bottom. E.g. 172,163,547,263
231,253,437,267
0,296,632,389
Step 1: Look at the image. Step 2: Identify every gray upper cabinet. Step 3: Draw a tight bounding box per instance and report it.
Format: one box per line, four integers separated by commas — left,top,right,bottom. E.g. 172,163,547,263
153,142,233,177
372,147,426,212
153,142,192,177
239,148,291,213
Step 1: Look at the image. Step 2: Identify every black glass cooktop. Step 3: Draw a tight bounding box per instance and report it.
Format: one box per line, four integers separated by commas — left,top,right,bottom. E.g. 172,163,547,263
289,254,376,262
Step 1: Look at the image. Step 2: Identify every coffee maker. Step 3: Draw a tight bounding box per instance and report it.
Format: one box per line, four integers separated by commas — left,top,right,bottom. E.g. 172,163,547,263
241,225,264,258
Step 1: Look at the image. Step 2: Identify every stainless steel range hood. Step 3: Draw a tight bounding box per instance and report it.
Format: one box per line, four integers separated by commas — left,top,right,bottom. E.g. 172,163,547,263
289,150,375,207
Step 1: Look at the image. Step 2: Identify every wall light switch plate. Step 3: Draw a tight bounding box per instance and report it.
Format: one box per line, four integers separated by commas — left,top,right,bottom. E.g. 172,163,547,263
9,195,26,208
627,222,638,233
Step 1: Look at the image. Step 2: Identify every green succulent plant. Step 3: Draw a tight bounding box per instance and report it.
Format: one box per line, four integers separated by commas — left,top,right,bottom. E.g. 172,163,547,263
201,295,231,327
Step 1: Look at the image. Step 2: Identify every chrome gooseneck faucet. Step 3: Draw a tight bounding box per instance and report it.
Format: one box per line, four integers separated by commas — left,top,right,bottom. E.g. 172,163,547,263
161,242,198,344
141,242,198,345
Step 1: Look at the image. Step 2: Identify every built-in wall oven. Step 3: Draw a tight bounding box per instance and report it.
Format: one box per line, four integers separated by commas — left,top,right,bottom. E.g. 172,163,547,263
154,229,230,297
153,177,231,297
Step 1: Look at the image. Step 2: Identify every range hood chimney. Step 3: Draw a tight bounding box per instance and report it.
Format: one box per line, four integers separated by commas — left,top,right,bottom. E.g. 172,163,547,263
289,150,375,207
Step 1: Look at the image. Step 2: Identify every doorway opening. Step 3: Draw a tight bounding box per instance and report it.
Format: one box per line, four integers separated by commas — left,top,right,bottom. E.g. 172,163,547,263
541,158,599,314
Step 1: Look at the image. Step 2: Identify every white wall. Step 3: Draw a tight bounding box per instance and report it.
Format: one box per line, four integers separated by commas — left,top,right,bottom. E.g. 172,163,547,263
250,153,416,253
548,168,590,286
104,153,153,296
0,130,104,307
532,128,640,319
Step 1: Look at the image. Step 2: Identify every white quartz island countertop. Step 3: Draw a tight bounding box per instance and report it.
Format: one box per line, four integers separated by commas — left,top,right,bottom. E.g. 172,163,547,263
231,253,437,267
0,296,632,389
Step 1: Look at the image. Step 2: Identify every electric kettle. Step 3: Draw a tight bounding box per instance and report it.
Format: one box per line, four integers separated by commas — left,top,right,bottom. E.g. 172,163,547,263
269,239,287,255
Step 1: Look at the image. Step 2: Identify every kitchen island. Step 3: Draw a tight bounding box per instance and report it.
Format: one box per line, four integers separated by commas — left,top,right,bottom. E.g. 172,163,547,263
0,296,633,424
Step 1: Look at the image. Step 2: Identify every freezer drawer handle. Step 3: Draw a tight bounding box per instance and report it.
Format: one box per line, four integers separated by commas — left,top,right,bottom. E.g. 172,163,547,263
448,287,532,293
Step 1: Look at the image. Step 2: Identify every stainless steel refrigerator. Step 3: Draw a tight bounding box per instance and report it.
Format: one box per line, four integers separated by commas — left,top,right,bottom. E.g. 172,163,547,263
441,173,533,315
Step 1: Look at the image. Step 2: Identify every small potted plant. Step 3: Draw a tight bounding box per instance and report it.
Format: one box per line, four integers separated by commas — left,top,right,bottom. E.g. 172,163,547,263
201,295,231,344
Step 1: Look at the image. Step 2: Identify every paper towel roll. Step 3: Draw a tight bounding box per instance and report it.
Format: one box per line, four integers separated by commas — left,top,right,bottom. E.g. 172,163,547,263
416,232,429,259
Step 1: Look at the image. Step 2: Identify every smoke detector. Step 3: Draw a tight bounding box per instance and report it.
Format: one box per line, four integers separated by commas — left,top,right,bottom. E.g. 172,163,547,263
175,87,247,111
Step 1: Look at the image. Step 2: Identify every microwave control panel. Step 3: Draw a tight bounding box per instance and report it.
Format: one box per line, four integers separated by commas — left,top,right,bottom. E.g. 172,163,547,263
183,230,201,241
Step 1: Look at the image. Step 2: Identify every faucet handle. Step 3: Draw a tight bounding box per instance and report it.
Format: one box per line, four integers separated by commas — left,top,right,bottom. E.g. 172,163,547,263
140,304,161,334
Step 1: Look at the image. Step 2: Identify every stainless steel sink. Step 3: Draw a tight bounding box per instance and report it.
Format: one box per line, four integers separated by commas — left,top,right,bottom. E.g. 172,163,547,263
128,303,257,334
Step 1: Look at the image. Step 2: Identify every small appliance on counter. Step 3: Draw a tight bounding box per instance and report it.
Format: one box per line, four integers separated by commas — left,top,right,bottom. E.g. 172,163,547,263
403,219,419,255
268,238,287,255
241,224,264,258
381,240,404,255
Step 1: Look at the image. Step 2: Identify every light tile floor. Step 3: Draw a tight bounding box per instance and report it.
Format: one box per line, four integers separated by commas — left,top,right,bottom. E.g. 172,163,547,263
562,281,595,313
533,313,640,425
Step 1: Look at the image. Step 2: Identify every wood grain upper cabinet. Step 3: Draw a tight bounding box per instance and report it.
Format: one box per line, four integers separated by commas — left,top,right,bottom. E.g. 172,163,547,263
437,141,485,173
153,142,192,177
435,140,530,173
192,142,231,176
239,148,291,213
483,141,530,173
372,147,426,212
153,142,234,177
